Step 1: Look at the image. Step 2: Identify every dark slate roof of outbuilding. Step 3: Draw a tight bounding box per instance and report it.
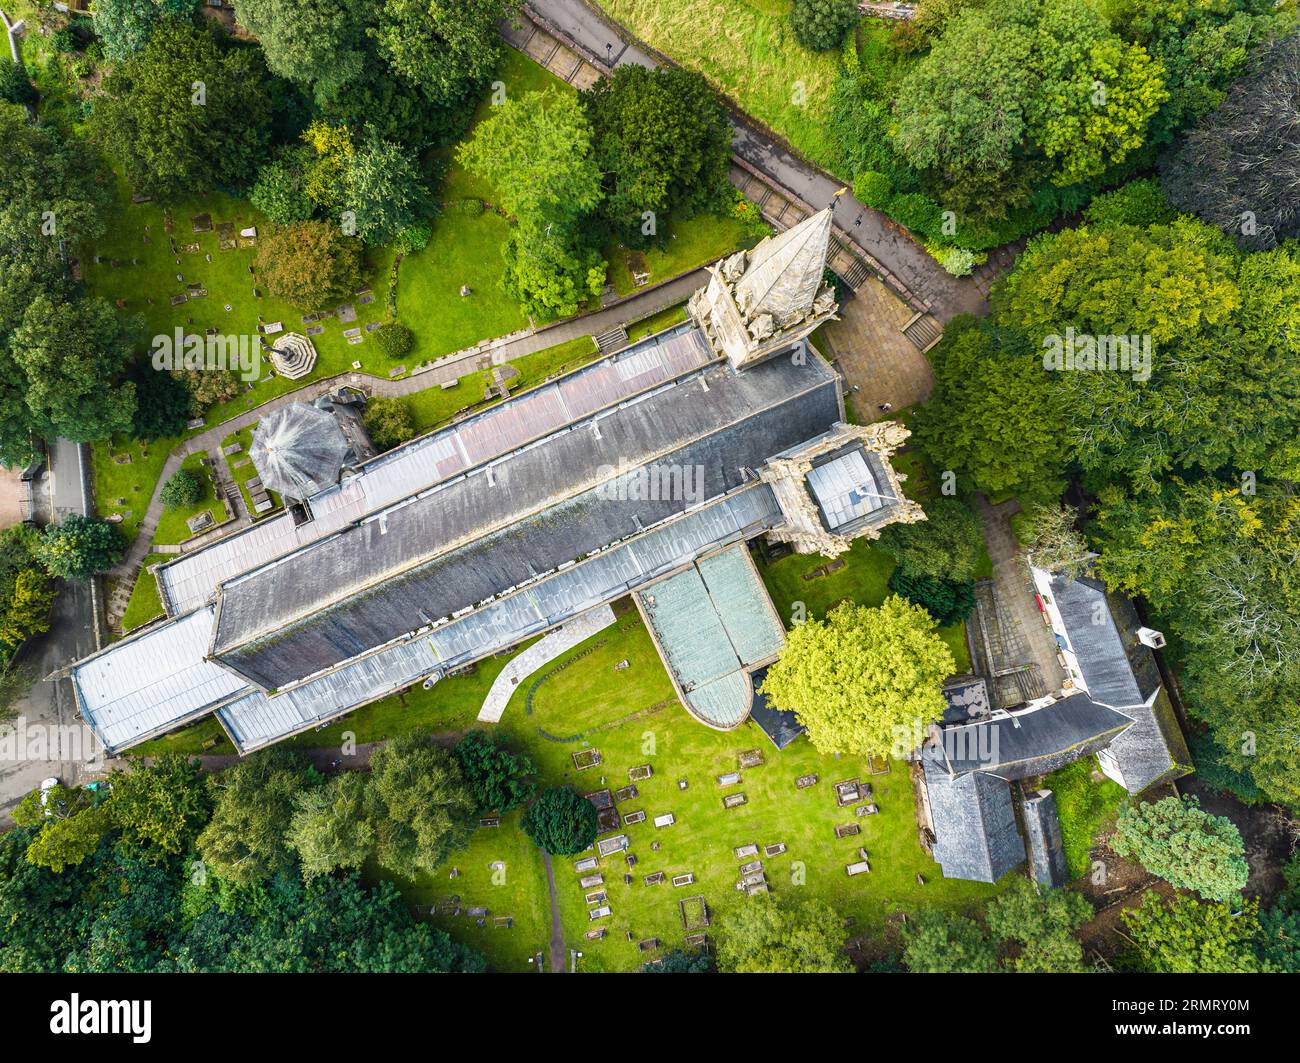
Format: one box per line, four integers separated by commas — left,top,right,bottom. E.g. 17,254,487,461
1051,574,1161,707
1022,789,1068,888
749,665,805,749
923,754,1026,883
213,354,842,689
935,694,1133,781
1105,689,1193,794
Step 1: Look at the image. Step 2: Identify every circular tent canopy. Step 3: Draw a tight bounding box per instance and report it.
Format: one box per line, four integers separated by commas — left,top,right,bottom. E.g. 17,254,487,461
249,402,350,501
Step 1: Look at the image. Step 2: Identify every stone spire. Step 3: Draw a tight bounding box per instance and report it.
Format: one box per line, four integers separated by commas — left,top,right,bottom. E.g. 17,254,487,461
688,207,840,371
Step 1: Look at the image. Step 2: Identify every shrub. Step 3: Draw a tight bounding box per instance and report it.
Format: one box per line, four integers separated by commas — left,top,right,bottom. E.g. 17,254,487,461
362,396,416,452
887,192,943,236
395,220,432,254
888,568,976,626
160,469,204,510
790,0,859,52
854,170,893,208
1083,178,1176,229
1111,795,1249,902
0,60,37,106
374,322,414,358
935,245,977,276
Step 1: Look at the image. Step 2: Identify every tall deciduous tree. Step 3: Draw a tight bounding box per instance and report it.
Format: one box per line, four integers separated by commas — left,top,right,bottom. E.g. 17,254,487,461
286,772,374,878
107,754,211,856
38,516,126,581
235,0,372,109
453,731,536,815
252,220,364,308
1122,893,1268,973
364,734,475,875
902,911,1000,973
94,21,274,199
717,894,851,973
876,497,985,583
371,0,514,99
760,597,954,756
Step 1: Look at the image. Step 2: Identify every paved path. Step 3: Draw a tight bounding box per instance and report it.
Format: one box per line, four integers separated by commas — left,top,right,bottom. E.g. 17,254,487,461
478,604,617,722
519,0,988,320
104,266,708,599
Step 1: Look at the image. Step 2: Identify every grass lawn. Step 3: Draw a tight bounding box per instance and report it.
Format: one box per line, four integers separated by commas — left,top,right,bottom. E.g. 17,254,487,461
91,433,176,544
371,809,552,973
626,303,688,342
403,334,598,433
488,608,1007,971
120,554,169,634
596,0,849,169
604,208,764,296
1045,756,1129,879
151,452,226,545
220,426,282,519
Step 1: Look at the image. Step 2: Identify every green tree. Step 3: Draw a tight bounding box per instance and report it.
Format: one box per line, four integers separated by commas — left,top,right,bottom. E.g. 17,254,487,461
342,137,433,246
107,754,210,856
1111,795,1249,902
197,748,318,887
10,295,138,446
95,0,199,62
0,59,36,106
38,515,126,581
371,0,514,100
362,396,416,451
717,894,851,973
93,20,274,199
286,772,375,878
373,321,413,358
519,786,597,855
645,947,713,973
250,150,315,225
985,876,1092,972
12,784,111,874
501,223,606,318
453,731,536,814
1122,893,1267,973
160,469,203,510
887,569,976,626
252,220,364,309
1023,503,1092,581
235,0,372,109
910,317,1067,506
457,89,603,231
760,597,954,756
877,497,985,583
583,65,732,246
902,911,999,973
365,734,475,875
790,0,859,51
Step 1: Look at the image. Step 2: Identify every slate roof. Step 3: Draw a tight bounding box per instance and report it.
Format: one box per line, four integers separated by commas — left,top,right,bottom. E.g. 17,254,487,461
212,353,840,690
1051,574,1161,706
1022,788,1068,888
923,754,1026,883
736,208,833,325
935,694,1133,781
1105,688,1193,794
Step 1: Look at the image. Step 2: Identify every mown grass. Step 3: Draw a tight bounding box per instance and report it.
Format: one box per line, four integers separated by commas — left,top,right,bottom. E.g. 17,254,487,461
152,452,225,545
596,0,848,169
604,209,762,296
120,554,169,634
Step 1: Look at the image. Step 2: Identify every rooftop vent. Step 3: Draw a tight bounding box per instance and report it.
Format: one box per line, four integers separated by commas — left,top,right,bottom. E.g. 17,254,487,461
1137,627,1167,649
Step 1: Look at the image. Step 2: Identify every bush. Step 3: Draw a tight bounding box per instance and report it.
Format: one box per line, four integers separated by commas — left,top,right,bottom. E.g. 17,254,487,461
887,192,943,236
395,220,432,255
250,154,314,226
374,321,414,358
453,732,536,815
935,245,977,276
362,396,416,452
1083,178,1176,229
0,60,37,106
888,568,976,626
854,170,893,208
790,0,859,52
520,786,598,855
160,469,204,510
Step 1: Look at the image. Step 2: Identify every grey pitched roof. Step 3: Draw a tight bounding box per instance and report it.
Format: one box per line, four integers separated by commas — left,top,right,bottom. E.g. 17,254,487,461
1022,789,1068,888
936,693,1133,780
1104,688,1193,794
1051,574,1161,707
212,354,840,690
249,402,350,500
923,754,1026,883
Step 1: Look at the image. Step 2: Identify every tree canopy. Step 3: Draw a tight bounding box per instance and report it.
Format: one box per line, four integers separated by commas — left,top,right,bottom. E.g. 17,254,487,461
716,894,851,973
1111,795,1249,902
760,597,954,756
520,786,598,855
